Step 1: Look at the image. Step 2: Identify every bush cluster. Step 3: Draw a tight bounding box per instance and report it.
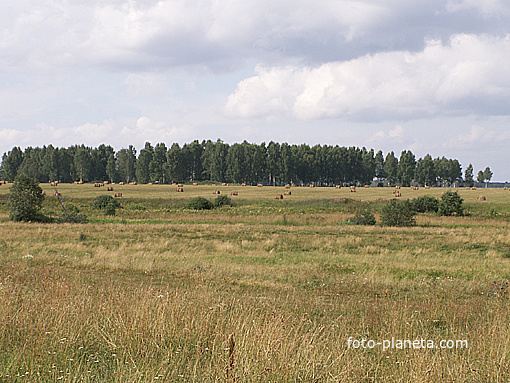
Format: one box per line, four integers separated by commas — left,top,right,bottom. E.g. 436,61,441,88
8,174,46,222
214,195,232,208
93,195,121,216
348,207,376,225
410,195,439,213
438,190,464,216
185,197,214,210
381,199,416,227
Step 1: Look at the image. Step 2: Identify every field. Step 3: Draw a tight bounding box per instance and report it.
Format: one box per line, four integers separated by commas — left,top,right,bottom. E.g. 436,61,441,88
1,183,510,382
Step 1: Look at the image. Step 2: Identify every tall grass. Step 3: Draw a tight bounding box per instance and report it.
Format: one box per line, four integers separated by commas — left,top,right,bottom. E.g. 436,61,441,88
1,186,510,381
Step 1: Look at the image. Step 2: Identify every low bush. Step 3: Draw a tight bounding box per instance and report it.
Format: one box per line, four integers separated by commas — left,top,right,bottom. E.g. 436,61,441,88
348,207,376,225
411,195,439,213
214,195,233,208
438,190,464,216
56,211,88,223
93,195,121,216
185,197,214,210
381,199,416,227
94,195,121,210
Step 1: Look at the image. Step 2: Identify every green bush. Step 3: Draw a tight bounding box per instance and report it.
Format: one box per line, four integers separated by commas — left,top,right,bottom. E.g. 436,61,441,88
214,195,232,208
438,190,464,216
411,195,439,213
94,195,121,216
56,211,89,223
94,195,121,210
185,197,214,210
8,174,46,222
381,199,416,227
348,206,376,225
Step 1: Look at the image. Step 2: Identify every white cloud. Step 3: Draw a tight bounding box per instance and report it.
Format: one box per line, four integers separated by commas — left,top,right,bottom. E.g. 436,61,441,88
0,118,196,153
2,0,508,73
457,125,496,144
226,34,510,121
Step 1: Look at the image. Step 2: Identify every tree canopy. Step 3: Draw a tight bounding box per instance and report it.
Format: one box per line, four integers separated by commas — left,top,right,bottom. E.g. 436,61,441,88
0,140,491,187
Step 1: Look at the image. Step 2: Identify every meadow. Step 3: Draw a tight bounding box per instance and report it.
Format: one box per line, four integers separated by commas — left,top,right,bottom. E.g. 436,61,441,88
1,183,510,382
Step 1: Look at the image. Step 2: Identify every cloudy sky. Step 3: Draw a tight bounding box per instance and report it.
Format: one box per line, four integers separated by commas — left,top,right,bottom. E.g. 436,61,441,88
1,0,510,180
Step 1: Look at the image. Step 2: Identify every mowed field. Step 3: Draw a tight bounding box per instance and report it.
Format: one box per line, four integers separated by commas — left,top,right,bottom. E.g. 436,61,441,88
1,183,510,382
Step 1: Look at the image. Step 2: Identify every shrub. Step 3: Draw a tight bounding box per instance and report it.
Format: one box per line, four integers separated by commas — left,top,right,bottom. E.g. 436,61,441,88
93,195,121,216
411,195,439,213
381,199,416,227
8,174,46,222
438,191,464,216
348,206,376,225
185,197,214,210
56,211,89,223
214,195,233,208
93,195,121,210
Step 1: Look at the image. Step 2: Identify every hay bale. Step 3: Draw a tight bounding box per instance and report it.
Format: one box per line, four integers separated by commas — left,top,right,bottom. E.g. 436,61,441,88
364,185,370,188
471,187,477,190
257,184,263,187
176,187,184,192
285,184,291,189
213,190,220,194
193,182,198,186
107,187,113,191
103,181,109,184
241,183,247,186
284,190,291,195
309,184,315,188
177,183,184,188
275,194,283,199
119,182,124,185
478,196,486,201
231,191,238,196
394,191,402,197
425,186,430,189
336,185,341,189
114,192,122,198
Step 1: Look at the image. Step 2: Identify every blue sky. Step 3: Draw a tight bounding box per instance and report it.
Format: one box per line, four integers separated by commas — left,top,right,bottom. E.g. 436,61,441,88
1,0,510,180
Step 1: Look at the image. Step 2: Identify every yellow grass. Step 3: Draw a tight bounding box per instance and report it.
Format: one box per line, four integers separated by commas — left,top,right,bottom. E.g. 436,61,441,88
1,185,510,381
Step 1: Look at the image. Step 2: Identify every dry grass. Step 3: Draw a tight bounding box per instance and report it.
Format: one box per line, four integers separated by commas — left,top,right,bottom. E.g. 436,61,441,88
1,186,510,381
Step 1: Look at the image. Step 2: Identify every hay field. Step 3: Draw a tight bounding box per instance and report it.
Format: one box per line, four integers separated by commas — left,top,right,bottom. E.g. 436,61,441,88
1,183,510,382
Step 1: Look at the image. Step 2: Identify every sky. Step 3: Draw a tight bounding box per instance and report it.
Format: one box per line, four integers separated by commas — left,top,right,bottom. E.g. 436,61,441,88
1,0,510,180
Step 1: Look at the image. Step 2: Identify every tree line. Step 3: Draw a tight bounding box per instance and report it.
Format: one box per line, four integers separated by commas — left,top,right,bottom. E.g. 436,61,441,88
0,140,493,187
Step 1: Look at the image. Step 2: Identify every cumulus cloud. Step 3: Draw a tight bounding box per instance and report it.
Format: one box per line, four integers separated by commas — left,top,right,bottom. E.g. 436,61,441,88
0,118,196,153
226,34,510,121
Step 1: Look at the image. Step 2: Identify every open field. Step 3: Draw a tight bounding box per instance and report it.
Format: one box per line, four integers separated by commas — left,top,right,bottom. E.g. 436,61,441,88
1,184,510,381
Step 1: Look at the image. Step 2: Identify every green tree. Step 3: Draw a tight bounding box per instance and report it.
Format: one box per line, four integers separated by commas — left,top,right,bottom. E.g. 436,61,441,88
0,147,24,182
477,170,485,186
397,150,416,187
106,153,118,183
150,143,167,183
73,145,92,182
415,154,436,187
374,150,385,184
483,167,493,188
8,174,46,222
464,164,474,187
135,142,154,184
117,146,137,183
384,152,398,186
166,143,186,183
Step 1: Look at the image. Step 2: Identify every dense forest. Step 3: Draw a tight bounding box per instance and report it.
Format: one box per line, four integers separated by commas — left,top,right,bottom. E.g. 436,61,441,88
0,140,485,187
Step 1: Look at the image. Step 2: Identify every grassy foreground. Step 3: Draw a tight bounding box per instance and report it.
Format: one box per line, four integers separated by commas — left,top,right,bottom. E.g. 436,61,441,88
1,184,510,382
